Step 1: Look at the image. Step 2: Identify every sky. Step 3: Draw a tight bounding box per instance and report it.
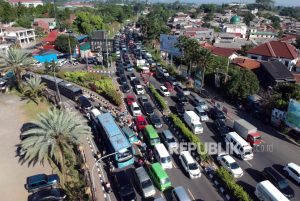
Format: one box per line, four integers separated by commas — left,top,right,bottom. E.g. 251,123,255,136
152,0,300,7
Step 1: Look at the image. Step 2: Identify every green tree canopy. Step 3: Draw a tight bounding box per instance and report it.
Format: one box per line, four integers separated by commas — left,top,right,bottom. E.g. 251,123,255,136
73,12,105,34
226,69,260,99
0,1,17,23
243,12,255,26
256,0,275,10
54,35,78,54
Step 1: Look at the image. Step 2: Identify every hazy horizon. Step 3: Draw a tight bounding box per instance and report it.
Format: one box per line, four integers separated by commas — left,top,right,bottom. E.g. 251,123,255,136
151,0,300,7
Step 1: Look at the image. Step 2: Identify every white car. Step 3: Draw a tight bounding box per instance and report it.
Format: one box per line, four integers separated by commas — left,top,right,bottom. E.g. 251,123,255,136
194,106,209,121
179,151,201,179
283,163,300,184
131,102,142,116
159,86,170,96
217,153,243,178
135,85,145,95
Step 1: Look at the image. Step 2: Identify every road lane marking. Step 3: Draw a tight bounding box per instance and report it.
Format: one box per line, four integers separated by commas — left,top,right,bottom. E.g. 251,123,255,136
161,193,165,200
245,160,253,167
172,160,178,169
187,188,196,200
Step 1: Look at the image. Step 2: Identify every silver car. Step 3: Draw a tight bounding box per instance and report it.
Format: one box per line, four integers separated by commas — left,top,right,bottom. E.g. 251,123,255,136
161,130,178,151
135,167,155,198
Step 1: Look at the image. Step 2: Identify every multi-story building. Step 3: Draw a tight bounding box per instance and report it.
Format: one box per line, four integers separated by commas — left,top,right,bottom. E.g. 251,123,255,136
8,0,43,7
0,27,36,48
90,30,113,53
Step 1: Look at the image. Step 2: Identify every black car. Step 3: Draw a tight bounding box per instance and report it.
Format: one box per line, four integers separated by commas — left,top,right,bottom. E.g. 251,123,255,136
142,102,154,116
28,188,67,201
131,78,141,86
77,96,92,113
209,107,226,121
122,83,131,93
214,119,230,137
117,69,125,77
138,96,149,105
177,93,188,105
149,114,163,128
114,171,136,201
119,76,127,84
262,167,294,198
175,103,185,116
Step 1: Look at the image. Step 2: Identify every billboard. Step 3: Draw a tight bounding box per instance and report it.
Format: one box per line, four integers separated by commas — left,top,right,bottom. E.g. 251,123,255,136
285,99,300,132
160,34,182,57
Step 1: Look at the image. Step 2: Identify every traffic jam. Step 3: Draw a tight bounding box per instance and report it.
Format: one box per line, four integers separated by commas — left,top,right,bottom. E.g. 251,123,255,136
84,25,300,201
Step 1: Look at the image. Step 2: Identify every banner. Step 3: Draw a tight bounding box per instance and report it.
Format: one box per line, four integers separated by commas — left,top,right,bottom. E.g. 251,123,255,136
160,34,182,57
285,99,300,132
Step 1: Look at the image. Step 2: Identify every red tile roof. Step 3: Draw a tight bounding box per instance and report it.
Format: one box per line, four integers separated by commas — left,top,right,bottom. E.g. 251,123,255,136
247,41,299,60
210,47,238,57
43,30,59,43
233,57,261,70
293,74,300,83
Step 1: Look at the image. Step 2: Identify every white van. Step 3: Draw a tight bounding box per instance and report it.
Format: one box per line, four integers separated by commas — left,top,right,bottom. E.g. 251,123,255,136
179,151,201,179
225,132,253,160
153,143,172,169
255,180,290,201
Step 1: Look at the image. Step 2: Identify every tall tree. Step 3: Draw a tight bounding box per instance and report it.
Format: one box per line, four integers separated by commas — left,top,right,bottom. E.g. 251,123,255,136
243,12,255,26
20,108,92,183
0,48,33,87
195,48,214,88
54,35,78,54
22,76,46,104
73,12,105,34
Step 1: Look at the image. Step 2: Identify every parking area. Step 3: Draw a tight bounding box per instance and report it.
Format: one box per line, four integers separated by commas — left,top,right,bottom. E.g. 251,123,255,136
0,94,51,201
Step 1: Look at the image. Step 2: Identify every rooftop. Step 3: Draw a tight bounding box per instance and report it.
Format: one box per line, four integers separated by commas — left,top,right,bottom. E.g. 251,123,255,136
232,57,261,70
261,60,295,80
34,18,56,23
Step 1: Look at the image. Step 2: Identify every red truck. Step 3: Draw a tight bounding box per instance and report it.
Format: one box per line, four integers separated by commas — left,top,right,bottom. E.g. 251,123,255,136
233,119,263,146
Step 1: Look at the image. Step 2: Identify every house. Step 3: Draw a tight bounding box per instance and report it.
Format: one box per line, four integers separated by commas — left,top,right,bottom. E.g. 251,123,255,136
33,18,56,33
172,12,191,23
0,27,35,48
8,0,43,7
232,57,261,70
202,43,239,60
183,27,214,41
248,27,276,39
246,41,300,70
258,61,295,87
90,30,114,53
221,16,248,38
32,49,61,63
42,30,59,50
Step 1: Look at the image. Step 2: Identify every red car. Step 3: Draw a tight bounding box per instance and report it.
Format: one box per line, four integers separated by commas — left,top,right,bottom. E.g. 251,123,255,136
135,115,148,131
126,94,136,106
164,82,174,92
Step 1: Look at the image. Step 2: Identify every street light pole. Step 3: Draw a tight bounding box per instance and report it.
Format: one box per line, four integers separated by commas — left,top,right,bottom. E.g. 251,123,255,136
91,152,117,194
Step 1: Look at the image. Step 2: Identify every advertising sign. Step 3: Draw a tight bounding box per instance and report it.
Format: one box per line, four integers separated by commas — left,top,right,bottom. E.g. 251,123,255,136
285,99,300,132
160,34,182,57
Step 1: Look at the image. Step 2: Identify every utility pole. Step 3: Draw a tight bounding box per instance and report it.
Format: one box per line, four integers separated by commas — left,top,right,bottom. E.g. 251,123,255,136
106,30,109,67
52,62,63,108
67,31,73,62
224,57,230,84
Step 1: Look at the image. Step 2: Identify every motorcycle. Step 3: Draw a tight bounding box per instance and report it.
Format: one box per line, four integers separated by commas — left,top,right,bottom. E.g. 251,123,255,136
103,181,112,193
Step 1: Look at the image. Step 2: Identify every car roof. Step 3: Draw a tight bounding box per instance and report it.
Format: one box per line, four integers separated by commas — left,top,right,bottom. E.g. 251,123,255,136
137,116,146,121
221,154,236,164
27,174,46,183
195,106,205,112
115,170,131,186
135,167,150,182
180,151,195,163
173,186,192,201
288,163,300,173
132,102,139,107
160,85,167,89
127,94,135,98
162,130,174,139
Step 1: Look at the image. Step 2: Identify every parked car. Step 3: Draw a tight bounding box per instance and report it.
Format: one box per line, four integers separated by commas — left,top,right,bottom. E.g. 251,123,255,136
161,130,178,151
132,78,141,86
134,167,156,198
77,96,92,113
283,163,300,184
122,83,131,93
164,82,174,92
175,103,185,116
166,76,178,86
134,85,145,95
177,93,189,105
114,170,136,201
28,188,66,201
179,151,201,179
129,73,136,81
217,153,243,178
135,115,148,131
25,174,59,193
262,167,294,198
126,94,136,106
194,106,209,121
209,107,226,121
131,102,142,116
213,119,231,137
150,114,163,128
142,102,154,116
159,85,170,96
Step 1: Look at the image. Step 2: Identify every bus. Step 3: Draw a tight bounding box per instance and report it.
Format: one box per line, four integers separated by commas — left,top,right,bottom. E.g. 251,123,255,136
143,125,160,146
96,113,134,168
58,81,83,101
255,180,290,201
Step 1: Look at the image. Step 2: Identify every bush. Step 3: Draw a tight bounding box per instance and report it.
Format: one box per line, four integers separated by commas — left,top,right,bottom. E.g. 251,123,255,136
169,114,209,161
148,83,168,112
216,167,252,201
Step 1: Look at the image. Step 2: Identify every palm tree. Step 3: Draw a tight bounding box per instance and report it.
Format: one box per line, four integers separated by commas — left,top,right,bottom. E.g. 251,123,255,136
22,76,46,104
0,47,34,87
195,48,214,88
20,108,92,184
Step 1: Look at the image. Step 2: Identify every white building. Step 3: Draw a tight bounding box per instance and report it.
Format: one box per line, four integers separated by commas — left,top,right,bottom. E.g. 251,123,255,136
0,27,36,48
8,0,43,7
222,16,248,38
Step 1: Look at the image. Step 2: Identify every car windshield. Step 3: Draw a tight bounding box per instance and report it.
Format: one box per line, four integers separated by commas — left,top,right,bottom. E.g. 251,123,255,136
188,163,198,170
278,180,289,189
230,162,240,169
200,112,206,116
167,137,175,143
161,177,170,185
194,124,202,129
141,179,153,189
244,150,253,156
161,156,171,163
254,136,262,141
133,106,140,111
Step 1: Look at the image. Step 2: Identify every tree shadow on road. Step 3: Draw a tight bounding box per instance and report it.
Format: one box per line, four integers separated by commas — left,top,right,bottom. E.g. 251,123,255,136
245,168,263,183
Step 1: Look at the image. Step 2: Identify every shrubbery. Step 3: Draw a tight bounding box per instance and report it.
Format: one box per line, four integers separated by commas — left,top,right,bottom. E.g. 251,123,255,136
148,84,168,112
169,114,208,161
216,167,252,201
